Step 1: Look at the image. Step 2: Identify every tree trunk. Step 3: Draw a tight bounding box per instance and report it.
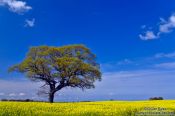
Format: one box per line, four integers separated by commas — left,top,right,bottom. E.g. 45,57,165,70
49,92,55,103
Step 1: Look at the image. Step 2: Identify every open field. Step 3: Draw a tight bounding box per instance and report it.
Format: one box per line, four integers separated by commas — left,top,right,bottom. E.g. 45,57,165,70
0,100,175,116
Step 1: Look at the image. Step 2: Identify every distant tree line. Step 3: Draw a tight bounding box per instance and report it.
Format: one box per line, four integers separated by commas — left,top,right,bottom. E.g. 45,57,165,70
149,97,164,100
1,99,45,102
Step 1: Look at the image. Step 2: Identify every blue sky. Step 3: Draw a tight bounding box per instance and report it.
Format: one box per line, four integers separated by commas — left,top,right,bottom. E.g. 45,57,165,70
1,0,175,101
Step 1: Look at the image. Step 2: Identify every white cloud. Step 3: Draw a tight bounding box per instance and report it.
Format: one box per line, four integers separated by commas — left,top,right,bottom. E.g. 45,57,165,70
141,25,146,29
0,0,32,14
19,92,25,96
0,79,41,99
139,31,159,40
94,69,175,100
25,18,35,27
140,13,175,40
117,59,133,65
154,62,175,69
159,14,175,33
101,51,175,73
1,69,175,101
8,92,26,97
101,59,134,72
155,52,175,58
9,93,16,97
0,93,5,96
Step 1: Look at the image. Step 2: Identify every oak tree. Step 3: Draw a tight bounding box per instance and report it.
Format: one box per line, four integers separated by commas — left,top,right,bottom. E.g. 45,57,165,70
9,45,101,103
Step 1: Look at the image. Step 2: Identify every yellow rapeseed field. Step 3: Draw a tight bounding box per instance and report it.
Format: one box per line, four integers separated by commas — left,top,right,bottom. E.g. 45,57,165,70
0,100,175,116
